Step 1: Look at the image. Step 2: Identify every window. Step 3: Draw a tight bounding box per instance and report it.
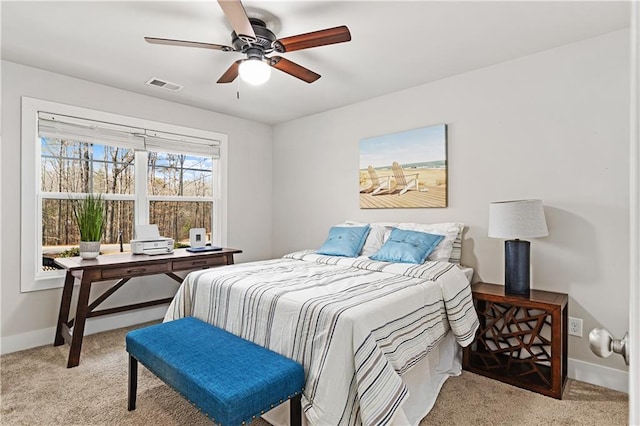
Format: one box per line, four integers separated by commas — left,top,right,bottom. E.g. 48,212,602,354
39,113,139,262
21,97,228,292
145,131,219,245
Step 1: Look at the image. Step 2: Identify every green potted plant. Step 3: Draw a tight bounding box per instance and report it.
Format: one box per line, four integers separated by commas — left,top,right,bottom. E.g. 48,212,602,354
72,193,105,259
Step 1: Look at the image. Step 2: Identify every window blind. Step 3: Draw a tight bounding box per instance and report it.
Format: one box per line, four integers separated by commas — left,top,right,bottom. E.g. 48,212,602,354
38,112,145,150
38,112,220,158
144,130,221,158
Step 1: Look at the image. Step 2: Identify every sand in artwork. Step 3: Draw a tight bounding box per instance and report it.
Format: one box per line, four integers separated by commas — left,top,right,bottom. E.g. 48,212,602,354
359,166,447,209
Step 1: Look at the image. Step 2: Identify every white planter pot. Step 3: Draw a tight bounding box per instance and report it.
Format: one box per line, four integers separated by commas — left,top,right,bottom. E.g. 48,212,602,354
79,241,101,259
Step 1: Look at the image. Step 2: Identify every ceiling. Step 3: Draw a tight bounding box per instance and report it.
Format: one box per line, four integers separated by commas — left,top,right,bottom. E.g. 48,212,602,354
1,1,631,125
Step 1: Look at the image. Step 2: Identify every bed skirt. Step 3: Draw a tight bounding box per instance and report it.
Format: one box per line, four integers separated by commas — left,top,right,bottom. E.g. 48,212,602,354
261,330,461,426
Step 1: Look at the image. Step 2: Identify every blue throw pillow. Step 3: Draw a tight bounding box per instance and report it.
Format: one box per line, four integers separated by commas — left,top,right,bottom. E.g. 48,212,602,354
316,225,371,257
370,228,445,264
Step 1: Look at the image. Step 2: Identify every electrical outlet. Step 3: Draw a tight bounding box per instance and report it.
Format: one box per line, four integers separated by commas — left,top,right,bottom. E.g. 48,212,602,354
569,317,583,337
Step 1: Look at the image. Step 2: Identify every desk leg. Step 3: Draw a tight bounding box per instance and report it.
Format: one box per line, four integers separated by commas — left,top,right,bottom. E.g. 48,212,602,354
67,272,93,368
54,272,75,346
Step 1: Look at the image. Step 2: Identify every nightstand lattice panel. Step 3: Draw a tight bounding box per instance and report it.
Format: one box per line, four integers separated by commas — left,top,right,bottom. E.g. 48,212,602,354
475,302,553,386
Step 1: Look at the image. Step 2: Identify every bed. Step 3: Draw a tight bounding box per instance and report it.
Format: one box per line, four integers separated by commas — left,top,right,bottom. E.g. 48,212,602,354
164,223,479,426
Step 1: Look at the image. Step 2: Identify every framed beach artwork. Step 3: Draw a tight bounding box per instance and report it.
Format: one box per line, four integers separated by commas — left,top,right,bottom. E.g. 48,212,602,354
359,124,448,209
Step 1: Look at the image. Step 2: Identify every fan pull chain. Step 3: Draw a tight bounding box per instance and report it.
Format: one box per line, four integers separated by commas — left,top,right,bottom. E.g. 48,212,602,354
236,78,241,100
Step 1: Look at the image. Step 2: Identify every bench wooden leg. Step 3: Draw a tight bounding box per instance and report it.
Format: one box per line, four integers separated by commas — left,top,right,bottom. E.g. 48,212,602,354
290,394,302,426
128,355,138,411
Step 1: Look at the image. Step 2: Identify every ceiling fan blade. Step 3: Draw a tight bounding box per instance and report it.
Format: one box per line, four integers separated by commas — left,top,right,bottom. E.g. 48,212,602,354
145,37,233,51
269,56,320,83
217,0,256,43
274,26,351,53
217,60,242,83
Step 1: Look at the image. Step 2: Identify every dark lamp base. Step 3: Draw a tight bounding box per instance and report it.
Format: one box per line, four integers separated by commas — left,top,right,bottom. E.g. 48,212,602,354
505,239,530,295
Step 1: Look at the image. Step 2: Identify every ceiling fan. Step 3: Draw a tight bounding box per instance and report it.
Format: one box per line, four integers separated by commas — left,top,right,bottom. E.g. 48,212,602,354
144,0,351,85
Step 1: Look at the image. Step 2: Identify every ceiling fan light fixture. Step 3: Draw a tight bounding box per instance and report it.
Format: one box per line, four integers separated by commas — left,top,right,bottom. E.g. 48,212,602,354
239,58,271,85
145,0,352,85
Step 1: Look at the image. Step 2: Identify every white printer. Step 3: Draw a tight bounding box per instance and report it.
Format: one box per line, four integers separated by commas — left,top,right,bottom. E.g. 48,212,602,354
130,224,174,255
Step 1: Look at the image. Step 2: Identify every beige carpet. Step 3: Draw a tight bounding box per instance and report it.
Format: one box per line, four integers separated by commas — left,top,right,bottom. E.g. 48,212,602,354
1,323,628,425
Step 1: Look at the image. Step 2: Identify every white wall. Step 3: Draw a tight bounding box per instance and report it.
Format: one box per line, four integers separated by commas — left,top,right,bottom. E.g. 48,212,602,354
272,30,630,374
0,61,273,346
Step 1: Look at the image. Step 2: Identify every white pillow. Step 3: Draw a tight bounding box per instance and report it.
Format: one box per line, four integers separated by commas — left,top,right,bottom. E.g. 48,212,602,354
397,222,464,262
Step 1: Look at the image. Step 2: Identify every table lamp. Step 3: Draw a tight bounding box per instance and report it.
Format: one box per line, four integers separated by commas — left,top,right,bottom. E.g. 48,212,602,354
488,199,549,295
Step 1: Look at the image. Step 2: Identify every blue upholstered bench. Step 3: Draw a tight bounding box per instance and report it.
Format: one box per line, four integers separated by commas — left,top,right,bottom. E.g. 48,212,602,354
126,317,305,426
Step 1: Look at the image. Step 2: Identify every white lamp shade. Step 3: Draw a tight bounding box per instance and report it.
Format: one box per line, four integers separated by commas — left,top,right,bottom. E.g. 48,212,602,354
488,199,549,239
239,59,271,85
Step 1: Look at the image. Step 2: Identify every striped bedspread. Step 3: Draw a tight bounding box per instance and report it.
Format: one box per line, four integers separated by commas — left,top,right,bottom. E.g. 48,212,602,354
164,250,479,426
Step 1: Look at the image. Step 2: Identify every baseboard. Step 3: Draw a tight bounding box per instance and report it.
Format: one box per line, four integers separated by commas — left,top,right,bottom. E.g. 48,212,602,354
568,357,629,394
0,306,167,355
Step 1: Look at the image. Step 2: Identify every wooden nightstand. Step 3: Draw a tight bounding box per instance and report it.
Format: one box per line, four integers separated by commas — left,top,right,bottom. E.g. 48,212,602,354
462,282,568,399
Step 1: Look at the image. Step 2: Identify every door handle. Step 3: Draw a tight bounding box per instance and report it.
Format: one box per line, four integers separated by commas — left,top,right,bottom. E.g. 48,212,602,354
589,328,629,365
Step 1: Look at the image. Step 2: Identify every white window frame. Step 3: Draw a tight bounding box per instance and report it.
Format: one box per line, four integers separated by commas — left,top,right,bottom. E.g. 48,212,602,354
21,97,228,292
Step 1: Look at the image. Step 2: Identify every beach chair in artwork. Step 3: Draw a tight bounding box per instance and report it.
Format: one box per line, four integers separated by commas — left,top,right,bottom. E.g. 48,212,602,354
392,161,427,195
360,166,392,195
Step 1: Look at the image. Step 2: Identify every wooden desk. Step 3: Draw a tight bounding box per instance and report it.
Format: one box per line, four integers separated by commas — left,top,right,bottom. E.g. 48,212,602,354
54,248,242,368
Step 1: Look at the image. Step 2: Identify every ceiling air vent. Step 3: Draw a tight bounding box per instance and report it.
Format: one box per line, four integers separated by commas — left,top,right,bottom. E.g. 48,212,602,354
145,77,183,92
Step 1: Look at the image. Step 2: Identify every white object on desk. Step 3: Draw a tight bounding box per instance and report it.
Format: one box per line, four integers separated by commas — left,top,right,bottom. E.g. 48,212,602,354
131,224,174,255
189,228,207,248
